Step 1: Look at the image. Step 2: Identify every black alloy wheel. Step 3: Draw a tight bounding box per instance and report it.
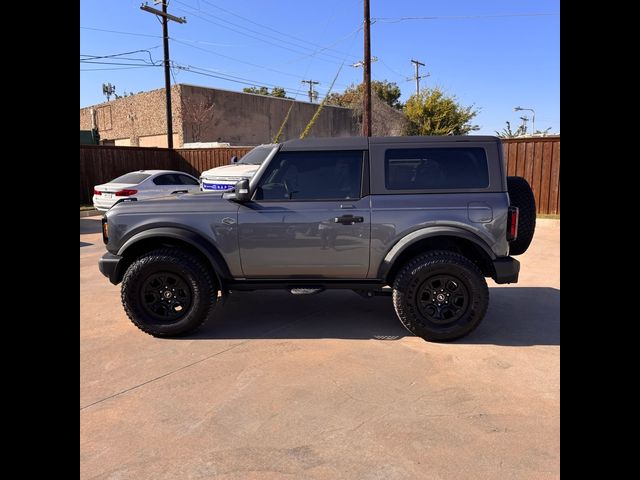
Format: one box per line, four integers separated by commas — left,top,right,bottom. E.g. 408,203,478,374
416,274,469,325
141,272,193,323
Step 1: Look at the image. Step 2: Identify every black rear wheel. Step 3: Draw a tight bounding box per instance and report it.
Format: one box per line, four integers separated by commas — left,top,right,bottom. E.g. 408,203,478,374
121,248,218,337
392,251,489,342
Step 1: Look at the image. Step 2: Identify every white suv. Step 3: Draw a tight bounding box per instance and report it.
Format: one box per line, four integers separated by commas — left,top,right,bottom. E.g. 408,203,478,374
200,144,275,191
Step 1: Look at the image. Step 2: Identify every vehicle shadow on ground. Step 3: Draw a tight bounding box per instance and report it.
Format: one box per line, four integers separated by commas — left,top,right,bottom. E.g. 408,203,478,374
188,287,559,346
80,217,102,234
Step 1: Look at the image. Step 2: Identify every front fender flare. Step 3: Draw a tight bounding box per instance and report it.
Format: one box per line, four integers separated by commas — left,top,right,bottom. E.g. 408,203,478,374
118,227,232,284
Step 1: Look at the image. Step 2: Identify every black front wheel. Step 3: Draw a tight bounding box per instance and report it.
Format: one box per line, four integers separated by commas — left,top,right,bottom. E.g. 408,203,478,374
392,251,489,342
121,248,218,337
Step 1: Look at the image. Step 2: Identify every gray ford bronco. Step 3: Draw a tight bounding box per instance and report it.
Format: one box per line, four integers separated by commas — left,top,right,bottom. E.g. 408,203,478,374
99,136,535,342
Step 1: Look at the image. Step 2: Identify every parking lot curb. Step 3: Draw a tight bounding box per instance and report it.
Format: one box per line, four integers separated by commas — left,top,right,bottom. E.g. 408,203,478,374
80,209,101,217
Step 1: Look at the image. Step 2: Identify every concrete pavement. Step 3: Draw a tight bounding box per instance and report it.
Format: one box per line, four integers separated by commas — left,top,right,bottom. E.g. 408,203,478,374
80,217,559,480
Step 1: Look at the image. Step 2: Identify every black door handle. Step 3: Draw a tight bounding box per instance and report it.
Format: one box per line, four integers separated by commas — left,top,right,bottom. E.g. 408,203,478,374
334,215,364,225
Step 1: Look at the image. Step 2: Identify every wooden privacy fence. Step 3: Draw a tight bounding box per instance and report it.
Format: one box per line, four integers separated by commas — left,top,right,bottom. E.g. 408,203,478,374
81,138,560,214
502,136,560,215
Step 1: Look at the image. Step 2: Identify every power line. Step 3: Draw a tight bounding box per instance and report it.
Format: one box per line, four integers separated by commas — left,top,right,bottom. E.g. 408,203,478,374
171,38,312,81
81,65,161,71
80,24,362,77
80,26,163,38
261,23,363,69
373,13,560,23
79,56,332,98
172,62,319,96
170,2,348,66
378,58,406,81
80,48,160,59
195,0,360,60
173,0,352,63
170,37,350,89
80,47,161,62
80,22,363,100
80,60,158,66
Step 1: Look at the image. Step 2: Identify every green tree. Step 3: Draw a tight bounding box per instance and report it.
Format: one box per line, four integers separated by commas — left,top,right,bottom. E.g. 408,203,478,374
243,86,290,98
326,80,403,109
495,121,524,138
372,80,402,108
270,87,287,98
534,127,552,136
243,86,269,96
403,87,479,135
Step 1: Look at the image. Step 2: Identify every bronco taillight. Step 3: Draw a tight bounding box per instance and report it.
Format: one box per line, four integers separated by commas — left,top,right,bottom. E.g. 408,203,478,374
507,206,519,241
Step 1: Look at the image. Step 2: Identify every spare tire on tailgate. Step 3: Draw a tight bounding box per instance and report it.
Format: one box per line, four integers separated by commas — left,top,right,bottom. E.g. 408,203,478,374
507,176,536,255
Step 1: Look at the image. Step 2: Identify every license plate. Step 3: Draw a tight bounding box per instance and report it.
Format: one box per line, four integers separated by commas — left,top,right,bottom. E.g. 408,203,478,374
202,183,234,191
102,193,114,199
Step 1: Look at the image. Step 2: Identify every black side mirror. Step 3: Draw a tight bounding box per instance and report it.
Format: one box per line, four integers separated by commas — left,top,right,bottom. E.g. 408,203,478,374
230,155,238,164
234,178,251,202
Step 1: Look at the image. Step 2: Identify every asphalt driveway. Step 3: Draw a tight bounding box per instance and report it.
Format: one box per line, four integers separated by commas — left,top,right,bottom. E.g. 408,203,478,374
80,217,559,480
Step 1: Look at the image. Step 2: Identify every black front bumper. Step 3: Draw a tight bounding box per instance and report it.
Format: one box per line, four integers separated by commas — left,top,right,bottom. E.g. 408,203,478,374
98,252,124,285
492,256,520,284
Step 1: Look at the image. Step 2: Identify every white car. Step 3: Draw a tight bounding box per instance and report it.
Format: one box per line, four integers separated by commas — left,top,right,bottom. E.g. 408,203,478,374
200,144,275,191
92,170,201,211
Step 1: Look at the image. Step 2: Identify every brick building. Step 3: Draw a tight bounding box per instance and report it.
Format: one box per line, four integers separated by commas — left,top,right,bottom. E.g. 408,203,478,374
79,84,358,147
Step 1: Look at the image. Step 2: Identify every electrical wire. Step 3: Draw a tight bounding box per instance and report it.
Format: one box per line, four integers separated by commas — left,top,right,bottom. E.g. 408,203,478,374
171,62,317,96
80,24,362,77
80,47,160,60
81,48,161,67
80,26,163,38
378,58,407,81
373,13,560,23
80,60,159,66
193,0,360,61
173,0,352,62
170,37,350,89
170,2,349,66
81,65,161,71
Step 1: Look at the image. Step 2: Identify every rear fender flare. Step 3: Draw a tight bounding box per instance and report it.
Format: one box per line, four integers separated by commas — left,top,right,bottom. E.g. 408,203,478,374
377,226,496,281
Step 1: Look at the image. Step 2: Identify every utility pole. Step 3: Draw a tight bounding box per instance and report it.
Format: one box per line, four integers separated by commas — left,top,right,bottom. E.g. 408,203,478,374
363,0,372,137
409,59,428,96
301,80,320,103
140,1,186,149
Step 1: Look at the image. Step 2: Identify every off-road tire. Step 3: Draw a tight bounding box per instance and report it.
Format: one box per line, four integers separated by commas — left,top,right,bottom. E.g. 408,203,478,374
392,251,489,342
507,176,536,255
121,248,217,337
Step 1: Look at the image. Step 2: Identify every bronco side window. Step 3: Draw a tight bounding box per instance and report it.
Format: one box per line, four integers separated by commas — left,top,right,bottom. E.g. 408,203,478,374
254,150,364,201
385,147,489,190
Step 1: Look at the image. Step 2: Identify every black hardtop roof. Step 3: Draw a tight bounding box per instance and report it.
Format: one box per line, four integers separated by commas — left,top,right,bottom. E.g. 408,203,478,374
279,135,500,151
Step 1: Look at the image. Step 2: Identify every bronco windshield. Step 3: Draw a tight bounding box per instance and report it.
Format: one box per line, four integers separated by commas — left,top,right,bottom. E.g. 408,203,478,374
236,145,276,165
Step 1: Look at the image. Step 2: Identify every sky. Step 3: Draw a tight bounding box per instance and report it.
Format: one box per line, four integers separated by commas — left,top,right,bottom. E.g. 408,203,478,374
80,0,560,135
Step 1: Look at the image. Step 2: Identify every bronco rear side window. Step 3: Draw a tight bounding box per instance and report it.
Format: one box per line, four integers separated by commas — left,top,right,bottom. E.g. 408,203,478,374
385,147,489,190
